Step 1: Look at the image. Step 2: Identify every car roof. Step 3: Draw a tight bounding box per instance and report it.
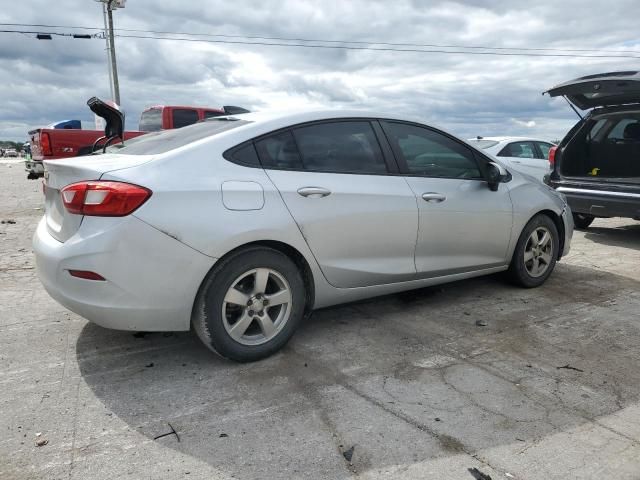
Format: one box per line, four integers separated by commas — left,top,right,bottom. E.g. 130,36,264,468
208,109,448,143
226,109,426,125
467,136,552,142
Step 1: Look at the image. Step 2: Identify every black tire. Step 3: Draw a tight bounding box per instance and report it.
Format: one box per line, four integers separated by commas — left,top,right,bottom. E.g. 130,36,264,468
573,213,595,230
507,214,559,288
192,246,306,362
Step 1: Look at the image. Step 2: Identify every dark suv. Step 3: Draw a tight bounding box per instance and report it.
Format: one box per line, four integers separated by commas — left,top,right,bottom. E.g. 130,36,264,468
545,71,640,229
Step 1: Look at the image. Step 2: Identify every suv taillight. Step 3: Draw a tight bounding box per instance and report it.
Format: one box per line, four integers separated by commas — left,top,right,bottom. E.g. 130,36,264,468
41,132,52,156
548,146,558,168
61,181,151,216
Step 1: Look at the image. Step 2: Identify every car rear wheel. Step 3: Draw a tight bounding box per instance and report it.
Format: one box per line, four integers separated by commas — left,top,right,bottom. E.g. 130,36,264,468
192,246,306,362
572,213,595,230
508,214,559,288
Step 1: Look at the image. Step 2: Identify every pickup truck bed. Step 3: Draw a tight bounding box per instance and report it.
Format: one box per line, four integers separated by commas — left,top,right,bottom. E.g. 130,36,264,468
26,128,145,178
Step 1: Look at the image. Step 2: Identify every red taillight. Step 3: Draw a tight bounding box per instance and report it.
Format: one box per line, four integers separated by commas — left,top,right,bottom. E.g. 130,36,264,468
548,146,558,167
60,181,152,216
68,270,106,281
41,132,52,156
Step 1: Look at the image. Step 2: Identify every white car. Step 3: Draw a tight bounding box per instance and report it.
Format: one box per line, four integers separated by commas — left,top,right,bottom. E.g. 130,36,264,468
466,137,555,181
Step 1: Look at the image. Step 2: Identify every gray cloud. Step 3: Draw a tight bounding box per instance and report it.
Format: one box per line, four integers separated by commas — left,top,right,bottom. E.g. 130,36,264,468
0,0,638,141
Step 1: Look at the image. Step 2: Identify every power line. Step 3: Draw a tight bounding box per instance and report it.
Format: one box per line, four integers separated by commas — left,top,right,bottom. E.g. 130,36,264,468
2,27,640,59
1,22,639,55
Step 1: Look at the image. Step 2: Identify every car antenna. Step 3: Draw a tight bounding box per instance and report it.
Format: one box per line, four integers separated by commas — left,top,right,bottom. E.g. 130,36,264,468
563,96,583,120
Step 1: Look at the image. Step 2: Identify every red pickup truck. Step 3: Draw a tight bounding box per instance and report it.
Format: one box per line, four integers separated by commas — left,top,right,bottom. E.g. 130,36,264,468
26,103,249,178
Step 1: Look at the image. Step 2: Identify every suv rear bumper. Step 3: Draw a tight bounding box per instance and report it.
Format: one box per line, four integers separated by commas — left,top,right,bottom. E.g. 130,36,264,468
556,187,640,220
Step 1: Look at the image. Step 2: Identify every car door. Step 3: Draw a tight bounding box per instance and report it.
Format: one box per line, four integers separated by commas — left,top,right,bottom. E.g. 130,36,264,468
257,120,418,288
380,120,513,276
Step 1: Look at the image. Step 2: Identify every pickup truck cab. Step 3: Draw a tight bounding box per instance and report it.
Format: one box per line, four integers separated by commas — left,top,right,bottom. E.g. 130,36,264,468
545,71,640,228
26,102,249,178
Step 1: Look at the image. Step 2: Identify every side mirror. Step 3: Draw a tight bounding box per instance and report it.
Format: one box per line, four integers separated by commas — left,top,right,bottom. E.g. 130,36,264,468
486,161,508,191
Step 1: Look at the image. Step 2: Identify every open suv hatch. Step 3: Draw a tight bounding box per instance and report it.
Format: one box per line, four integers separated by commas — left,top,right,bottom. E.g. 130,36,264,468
545,71,640,228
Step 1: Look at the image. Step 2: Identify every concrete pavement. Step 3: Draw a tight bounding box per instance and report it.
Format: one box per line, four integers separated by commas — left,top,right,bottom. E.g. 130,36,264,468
1,162,639,479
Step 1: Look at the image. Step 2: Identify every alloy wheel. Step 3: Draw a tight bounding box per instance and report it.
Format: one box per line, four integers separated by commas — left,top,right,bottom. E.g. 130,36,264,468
222,268,292,346
523,226,554,278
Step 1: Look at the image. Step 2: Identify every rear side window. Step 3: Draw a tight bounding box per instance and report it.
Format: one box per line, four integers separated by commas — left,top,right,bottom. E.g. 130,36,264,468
106,119,250,155
172,109,200,129
536,142,554,160
292,121,387,174
255,131,303,170
139,108,163,132
224,142,261,167
607,118,640,140
383,122,482,179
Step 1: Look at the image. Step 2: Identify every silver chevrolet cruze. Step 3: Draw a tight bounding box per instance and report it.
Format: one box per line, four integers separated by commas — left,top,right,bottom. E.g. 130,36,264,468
34,110,573,362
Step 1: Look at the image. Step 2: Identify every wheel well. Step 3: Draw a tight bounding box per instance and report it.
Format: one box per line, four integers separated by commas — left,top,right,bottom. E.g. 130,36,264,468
537,209,565,259
202,241,315,316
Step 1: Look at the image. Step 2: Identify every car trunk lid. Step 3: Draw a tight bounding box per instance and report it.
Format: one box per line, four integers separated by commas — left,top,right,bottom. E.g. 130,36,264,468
545,71,640,110
43,153,153,242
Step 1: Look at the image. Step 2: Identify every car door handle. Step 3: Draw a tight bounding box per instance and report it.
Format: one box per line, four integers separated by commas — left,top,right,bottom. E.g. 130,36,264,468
297,187,332,198
421,192,446,203
511,160,522,164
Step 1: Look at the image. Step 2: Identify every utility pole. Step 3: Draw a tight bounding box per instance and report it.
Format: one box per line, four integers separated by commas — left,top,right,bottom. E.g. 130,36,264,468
97,0,124,105
106,0,120,105
101,1,114,102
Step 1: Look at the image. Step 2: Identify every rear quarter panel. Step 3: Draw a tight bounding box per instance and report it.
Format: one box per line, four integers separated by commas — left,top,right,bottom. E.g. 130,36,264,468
99,140,328,298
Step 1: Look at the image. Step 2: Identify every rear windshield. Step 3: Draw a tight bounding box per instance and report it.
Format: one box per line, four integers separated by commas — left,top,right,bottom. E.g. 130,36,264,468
468,140,499,149
139,108,163,132
106,118,250,155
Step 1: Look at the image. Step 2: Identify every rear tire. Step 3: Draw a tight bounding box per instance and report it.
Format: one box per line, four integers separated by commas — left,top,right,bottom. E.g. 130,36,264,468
508,214,559,288
572,213,595,230
192,246,306,362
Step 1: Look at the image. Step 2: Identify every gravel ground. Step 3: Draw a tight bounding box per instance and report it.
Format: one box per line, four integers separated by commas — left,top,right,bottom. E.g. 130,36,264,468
1,162,639,480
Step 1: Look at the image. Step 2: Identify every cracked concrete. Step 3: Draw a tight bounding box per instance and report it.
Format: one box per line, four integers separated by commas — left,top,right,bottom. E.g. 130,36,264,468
1,162,639,479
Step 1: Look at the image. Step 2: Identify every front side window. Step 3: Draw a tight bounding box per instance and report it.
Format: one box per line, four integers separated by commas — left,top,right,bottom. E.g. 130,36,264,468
499,141,537,159
292,121,387,174
383,122,482,179
172,109,200,129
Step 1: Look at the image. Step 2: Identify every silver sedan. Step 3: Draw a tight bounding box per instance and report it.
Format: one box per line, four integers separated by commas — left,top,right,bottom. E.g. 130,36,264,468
33,110,573,362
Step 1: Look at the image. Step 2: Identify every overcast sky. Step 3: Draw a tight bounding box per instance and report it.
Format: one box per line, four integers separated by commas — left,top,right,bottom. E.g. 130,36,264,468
0,0,638,142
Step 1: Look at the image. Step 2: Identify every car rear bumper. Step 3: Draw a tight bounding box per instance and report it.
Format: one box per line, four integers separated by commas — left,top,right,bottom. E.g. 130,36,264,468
556,187,640,220
33,215,217,331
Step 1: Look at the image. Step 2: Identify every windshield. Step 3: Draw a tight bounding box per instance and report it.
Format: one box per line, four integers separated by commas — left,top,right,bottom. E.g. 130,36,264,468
106,118,250,155
468,139,499,149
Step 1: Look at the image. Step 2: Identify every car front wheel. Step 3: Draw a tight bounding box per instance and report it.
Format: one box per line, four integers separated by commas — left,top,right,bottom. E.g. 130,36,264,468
192,247,306,362
508,214,559,288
